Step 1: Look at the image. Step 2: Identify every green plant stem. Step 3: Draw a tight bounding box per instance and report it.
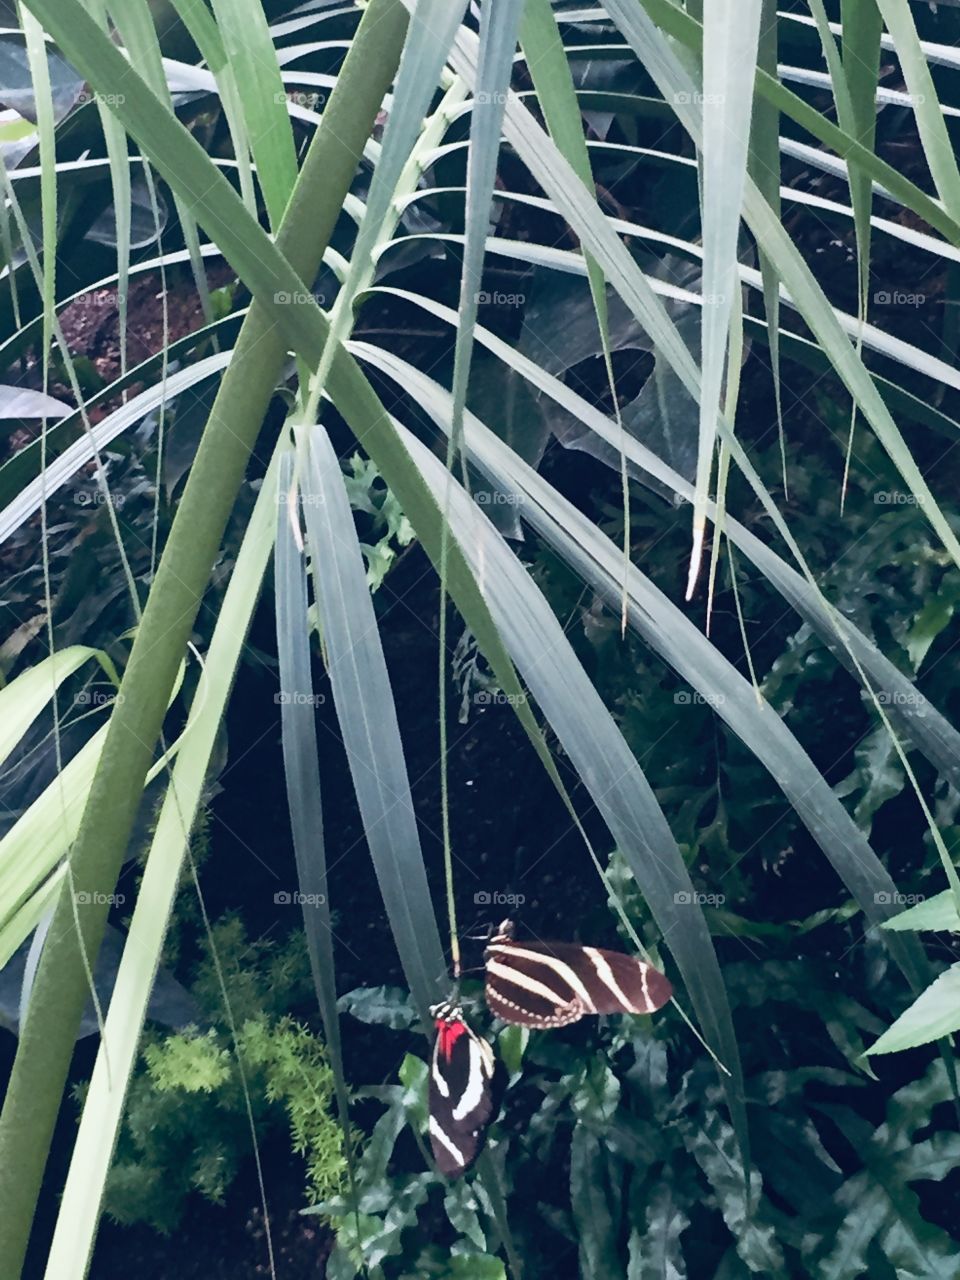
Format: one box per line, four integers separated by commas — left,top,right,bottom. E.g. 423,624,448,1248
0,0,409,1269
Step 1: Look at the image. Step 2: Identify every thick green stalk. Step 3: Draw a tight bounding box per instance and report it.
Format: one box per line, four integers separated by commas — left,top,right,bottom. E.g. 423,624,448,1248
0,0,408,1269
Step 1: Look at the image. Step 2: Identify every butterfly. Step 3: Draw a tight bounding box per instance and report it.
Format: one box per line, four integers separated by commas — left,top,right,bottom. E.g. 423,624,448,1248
428,999,504,1176
484,919,673,1028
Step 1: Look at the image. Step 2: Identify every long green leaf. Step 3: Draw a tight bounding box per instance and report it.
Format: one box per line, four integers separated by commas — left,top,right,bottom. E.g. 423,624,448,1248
43,451,279,1280
449,0,524,453
867,966,960,1056
749,0,785,488
301,426,446,1025
691,0,761,594
839,0,882,311
881,892,960,935
275,449,349,1107
15,0,601,1009
18,0,744,1168
362,285,960,803
393,415,748,1160
353,342,930,994
0,0,411,1266
634,0,960,245
1,353,232,542
599,1,960,581
0,646,108,765
83,0,132,379
209,0,298,226
169,0,257,212
107,0,214,324
873,0,960,223
331,0,469,343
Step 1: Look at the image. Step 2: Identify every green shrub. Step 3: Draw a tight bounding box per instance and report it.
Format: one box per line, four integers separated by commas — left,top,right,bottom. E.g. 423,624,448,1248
94,919,347,1232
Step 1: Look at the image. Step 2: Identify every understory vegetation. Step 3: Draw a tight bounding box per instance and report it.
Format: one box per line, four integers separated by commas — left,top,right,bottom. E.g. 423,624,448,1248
2,0,960,1277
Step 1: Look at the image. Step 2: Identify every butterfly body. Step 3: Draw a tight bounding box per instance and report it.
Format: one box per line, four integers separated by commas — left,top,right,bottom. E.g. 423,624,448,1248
484,920,672,1028
428,1000,502,1177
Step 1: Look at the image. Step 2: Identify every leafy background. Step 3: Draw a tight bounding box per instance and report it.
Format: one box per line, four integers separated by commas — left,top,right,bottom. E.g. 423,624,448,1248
1,0,960,1277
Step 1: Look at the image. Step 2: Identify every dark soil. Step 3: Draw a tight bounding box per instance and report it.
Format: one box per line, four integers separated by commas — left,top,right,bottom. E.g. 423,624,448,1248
91,1138,332,1279
1,266,234,467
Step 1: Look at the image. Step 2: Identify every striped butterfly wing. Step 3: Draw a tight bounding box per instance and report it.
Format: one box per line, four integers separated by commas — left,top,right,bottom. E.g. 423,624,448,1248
429,1003,501,1176
485,929,673,1028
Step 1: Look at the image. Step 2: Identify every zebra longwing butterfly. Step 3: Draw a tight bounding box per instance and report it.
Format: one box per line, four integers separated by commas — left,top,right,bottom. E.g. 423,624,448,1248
429,1000,503,1177
484,919,672,1028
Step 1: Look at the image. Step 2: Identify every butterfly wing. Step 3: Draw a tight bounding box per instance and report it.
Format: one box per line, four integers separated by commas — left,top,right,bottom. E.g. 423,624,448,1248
485,936,672,1026
429,1015,501,1176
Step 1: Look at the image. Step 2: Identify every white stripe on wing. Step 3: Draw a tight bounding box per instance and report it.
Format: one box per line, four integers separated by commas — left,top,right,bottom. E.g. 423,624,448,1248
452,1036,488,1123
429,1115,467,1168
583,947,638,1010
487,945,598,1012
431,1051,451,1098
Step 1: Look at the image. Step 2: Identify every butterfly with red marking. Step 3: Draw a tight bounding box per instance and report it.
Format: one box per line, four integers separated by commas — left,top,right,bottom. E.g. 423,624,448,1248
428,999,505,1177
484,919,673,1028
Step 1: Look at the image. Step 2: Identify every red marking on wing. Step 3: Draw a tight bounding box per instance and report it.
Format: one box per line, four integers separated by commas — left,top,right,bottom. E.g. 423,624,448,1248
435,1018,467,1061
